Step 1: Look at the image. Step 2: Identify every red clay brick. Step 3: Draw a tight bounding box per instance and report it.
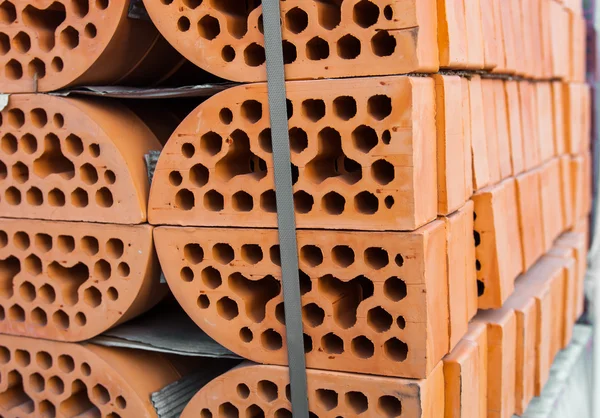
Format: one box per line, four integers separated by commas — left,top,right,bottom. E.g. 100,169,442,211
434,74,471,215
442,201,477,350
482,78,502,184
0,334,188,417
0,218,165,342
535,83,556,163
539,0,553,78
143,0,439,82
505,80,524,176
0,1,188,92
154,221,449,379
569,11,586,82
552,82,566,156
472,307,517,418
480,0,499,70
437,0,468,69
463,0,485,70
182,361,445,418
519,82,541,171
0,94,161,224
555,232,587,320
492,79,512,179
550,1,570,79
149,76,437,231
515,169,545,271
547,245,577,348
469,75,490,191
473,178,523,309
540,158,565,251
559,155,574,229
444,321,487,418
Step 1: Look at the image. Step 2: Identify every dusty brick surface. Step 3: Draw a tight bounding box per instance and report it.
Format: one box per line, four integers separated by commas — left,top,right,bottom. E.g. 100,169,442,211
142,0,439,82
149,76,437,231
0,334,186,418
0,0,187,92
473,178,523,309
0,94,161,224
182,361,445,418
0,218,165,342
154,221,449,379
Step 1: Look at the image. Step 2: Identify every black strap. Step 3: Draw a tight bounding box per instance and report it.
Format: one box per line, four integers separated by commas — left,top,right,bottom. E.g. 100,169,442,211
261,1,309,417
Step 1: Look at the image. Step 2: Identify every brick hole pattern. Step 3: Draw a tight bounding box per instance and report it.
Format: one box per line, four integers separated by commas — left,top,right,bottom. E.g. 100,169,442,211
155,225,441,378
473,210,485,297
0,0,184,92
0,94,160,224
0,218,163,341
183,363,425,418
149,76,435,231
143,0,436,81
0,334,180,418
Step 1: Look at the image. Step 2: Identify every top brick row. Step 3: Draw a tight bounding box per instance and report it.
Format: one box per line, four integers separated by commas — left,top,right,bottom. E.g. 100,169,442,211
0,0,586,92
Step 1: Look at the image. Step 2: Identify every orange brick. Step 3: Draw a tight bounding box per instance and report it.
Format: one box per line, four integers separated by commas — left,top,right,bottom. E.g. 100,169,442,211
552,82,566,155
438,0,468,68
482,78,502,184
461,321,488,418
444,327,487,418
143,0,440,82
435,75,471,215
519,82,541,171
155,221,449,379
515,169,545,271
149,76,438,231
493,80,512,179
505,80,525,176
535,83,556,162
539,0,554,78
547,245,578,347
490,0,508,73
569,11,586,82
183,361,445,418
469,76,490,191
559,155,575,229
540,158,565,251
473,307,517,418
480,0,500,70
464,0,485,69
497,1,517,74
0,334,190,417
0,95,161,224
550,2,570,78
473,178,523,309
555,232,587,319
443,201,477,349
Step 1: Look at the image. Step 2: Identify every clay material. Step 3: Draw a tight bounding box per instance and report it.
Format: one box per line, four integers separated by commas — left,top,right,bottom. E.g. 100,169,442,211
0,333,189,418
0,218,166,342
444,321,487,418
154,221,449,379
473,178,523,309
0,0,190,92
149,76,437,231
182,361,445,418
515,169,545,271
142,0,439,82
0,94,161,224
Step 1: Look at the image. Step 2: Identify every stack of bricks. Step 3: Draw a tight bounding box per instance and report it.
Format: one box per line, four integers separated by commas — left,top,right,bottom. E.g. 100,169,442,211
141,0,592,417
0,2,200,417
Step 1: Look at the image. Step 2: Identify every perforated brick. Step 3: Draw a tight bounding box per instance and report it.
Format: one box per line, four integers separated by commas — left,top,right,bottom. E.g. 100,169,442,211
149,76,437,231
0,94,161,223
142,0,438,82
515,169,545,271
0,0,191,92
473,178,523,309
0,218,165,341
182,361,445,418
0,334,188,418
154,221,449,379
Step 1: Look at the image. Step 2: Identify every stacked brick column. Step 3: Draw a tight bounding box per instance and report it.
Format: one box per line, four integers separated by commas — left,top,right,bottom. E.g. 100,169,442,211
144,0,593,417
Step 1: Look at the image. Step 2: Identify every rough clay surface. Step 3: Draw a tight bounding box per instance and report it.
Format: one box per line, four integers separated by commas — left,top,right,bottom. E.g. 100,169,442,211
149,76,437,231
0,94,161,224
0,218,166,341
182,361,445,418
154,221,449,379
142,0,438,82
0,334,185,418
0,0,187,92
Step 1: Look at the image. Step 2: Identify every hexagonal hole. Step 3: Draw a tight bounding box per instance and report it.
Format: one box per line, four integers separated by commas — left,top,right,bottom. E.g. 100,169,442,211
216,297,238,320
83,287,102,307
285,7,308,33
337,34,361,59
198,15,220,40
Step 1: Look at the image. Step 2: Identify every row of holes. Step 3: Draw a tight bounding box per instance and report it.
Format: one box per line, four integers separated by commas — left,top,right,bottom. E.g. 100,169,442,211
217,28,397,69
173,186,396,215
1,185,114,208
1,134,102,160
0,303,88,329
0,230,127,259
200,379,401,417
181,241,404,269
0,108,66,130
